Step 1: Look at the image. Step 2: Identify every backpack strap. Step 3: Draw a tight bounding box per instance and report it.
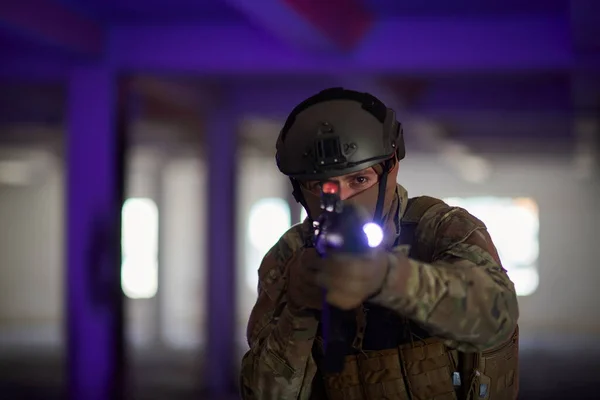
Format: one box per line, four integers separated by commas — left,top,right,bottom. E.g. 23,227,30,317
397,196,445,259
398,197,481,398
402,196,445,224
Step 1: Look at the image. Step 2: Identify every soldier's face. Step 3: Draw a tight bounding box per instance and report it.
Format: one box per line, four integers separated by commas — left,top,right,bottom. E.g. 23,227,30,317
302,167,379,200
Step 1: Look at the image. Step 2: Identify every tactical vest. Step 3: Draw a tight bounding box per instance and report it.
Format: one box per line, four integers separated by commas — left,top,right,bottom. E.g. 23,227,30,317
313,196,519,400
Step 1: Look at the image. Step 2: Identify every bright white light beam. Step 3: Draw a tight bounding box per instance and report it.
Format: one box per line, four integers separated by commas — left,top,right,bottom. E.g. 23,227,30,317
363,222,384,248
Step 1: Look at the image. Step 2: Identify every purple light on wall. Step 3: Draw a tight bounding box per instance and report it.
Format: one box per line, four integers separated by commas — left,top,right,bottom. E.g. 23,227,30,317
66,66,125,400
204,90,239,395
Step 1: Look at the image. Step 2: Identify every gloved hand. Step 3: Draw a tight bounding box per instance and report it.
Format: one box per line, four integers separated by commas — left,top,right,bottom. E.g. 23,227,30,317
316,249,391,310
287,247,324,312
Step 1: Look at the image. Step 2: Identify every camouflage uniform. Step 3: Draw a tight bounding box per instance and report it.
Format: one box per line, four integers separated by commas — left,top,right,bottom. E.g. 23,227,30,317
240,185,519,399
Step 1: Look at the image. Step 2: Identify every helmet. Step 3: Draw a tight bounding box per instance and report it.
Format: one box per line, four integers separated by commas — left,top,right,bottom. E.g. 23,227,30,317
275,88,405,224
276,87,405,180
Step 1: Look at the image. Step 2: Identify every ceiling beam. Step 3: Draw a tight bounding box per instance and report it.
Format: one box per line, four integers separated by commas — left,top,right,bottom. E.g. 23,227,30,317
109,16,574,74
228,78,573,119
355,16,571,72
230,77,350,118
129,76,207,119
0,0,103,57
409,77,572,113
220,0,372,52
0,56,69,80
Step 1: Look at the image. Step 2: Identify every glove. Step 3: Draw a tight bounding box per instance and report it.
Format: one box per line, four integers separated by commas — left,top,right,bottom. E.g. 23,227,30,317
316,249,391,310
287,247,324,312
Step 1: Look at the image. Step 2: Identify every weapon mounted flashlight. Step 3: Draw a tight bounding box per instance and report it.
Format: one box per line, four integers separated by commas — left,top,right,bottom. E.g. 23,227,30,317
363,222,384,248
316,181,384,252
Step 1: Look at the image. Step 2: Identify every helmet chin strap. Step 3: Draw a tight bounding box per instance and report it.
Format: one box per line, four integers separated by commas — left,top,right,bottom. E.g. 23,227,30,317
290,178,314,247
291,178,309,217
373,159,393,225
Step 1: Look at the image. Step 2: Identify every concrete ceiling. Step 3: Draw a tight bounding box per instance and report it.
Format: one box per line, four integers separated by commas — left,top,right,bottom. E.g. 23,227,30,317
365,0,568,16
0,0,598,158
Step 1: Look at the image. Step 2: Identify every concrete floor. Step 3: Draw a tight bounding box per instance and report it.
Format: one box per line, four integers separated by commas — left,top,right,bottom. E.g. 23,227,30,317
1,342,598,400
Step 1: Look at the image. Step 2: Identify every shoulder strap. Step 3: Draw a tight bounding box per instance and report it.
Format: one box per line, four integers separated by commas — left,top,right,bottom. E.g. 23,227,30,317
402,196,445,224
402,197,493,397
397,196,445,256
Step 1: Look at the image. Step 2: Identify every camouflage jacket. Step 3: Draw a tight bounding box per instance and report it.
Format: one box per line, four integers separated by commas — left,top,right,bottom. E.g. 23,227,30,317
240,184,519,400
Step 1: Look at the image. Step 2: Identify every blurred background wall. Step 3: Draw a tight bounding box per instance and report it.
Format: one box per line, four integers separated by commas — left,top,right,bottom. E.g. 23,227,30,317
1,0,600,399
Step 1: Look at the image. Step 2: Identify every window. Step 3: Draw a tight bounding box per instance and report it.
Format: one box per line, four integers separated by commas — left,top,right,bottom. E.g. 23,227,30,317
444,197,539,296
246,198,291,291
121,198,159,299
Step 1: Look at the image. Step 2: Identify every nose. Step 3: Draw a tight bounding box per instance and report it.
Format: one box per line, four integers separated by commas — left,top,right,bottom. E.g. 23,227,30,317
339,185,352,201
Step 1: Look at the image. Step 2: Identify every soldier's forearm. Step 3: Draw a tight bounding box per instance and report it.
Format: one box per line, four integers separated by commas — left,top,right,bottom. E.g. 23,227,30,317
241,305,319,399
370,254,519,351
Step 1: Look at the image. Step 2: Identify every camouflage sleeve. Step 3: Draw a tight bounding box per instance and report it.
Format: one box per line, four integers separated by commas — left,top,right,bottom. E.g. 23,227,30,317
240,226,320,400
371,205,519,352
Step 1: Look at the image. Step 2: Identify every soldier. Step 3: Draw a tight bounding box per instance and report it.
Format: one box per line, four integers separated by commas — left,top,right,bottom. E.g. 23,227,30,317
240,88,520,400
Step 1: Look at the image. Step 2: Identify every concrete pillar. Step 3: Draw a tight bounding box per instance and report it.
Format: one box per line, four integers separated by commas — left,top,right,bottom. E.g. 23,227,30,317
205,92,238,395
66,66,126,400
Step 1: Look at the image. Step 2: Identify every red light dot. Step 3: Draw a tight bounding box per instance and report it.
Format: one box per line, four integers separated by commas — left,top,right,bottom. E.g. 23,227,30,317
322,181,339,194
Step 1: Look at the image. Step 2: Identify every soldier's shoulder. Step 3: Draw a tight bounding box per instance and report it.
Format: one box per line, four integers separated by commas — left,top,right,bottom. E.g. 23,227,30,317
270,221,308,263
414,196,487,243
403,196,448,222
257,221,308,287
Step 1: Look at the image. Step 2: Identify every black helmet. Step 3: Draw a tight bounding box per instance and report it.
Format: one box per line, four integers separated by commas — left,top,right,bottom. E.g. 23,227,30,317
275,87,405,223
276,87,405,180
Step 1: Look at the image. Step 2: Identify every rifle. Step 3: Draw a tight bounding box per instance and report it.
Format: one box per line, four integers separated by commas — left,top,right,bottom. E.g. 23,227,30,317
313,181,384,373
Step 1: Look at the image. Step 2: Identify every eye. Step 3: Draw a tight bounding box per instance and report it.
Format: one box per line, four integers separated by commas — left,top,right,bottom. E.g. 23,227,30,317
354,176,369,185
309,181,323,191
